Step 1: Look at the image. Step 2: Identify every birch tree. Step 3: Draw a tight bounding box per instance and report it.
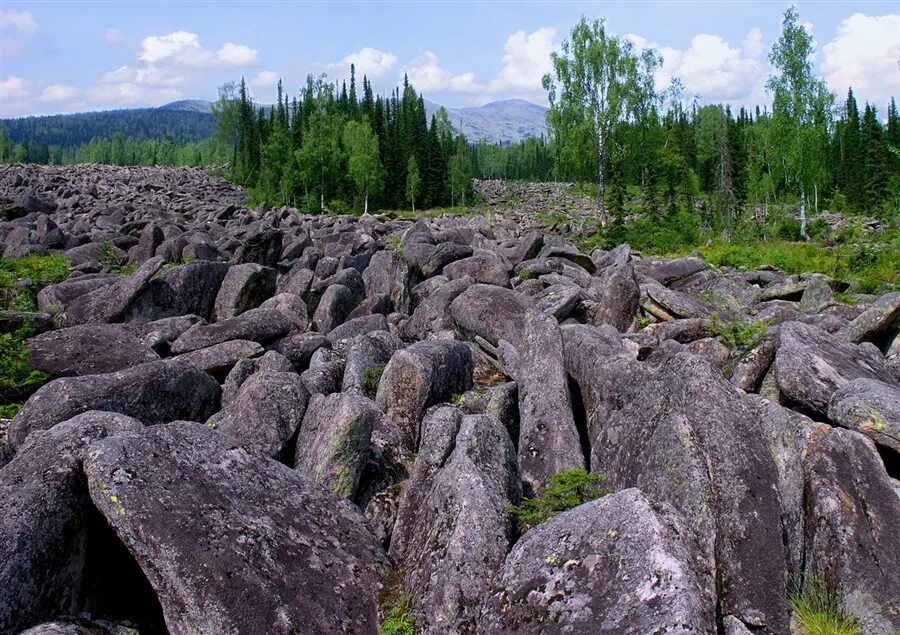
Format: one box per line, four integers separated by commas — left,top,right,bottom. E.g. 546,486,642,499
767,6,833,240
342,120,383,214
543,16,660,225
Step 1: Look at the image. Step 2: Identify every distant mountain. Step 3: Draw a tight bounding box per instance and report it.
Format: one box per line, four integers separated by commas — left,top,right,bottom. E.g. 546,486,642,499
424,99,549,145
2,104,217,148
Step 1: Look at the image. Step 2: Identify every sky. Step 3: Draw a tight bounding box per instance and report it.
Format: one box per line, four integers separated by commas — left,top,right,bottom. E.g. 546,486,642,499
1,1,899,118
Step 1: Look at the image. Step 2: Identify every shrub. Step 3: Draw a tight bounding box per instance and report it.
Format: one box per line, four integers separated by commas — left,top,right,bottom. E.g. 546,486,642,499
0,327,49,405
379,595,415,635
709,313,769,351
0,255,71,311
364,363,387,394
386,234,404,256
790,578,859,635
509,468,607,533
99,240,119,266
0,403,22,419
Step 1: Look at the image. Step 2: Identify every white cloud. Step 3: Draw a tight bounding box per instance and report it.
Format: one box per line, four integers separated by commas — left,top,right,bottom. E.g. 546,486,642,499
0,10,37,36
489,27,557,96
0,75,29,99
821,13,900,107
340,47,397,79
137,30,258,68
628,29,767,107
217,42,260,67
250,70,279,90
86,82,180,107
40,84,78,102
403,51,482,94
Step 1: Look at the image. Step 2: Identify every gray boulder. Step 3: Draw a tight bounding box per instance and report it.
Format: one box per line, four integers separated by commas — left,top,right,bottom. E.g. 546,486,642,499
0,412,144,633
83,422,389,634
211,263,276,321
837,291,900,351
208,370,309,460
8,360,220,448
27,324,158,376
170,307,293,353
390,411,520,634
774,321,895,416
294,392,380,499
828,378,900,453
172,339,263,376
402,276,474,341
477,489,714,635
587,262,640,332
376,340,473,452
311,284,355,333
63,256,165,326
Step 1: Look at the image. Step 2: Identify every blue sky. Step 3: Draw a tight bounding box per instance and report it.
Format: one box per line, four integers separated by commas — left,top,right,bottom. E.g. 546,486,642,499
1,1,899,118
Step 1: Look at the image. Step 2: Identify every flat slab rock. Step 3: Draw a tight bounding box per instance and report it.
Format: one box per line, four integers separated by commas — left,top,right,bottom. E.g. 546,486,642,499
27,324,159,376
83,421,389,634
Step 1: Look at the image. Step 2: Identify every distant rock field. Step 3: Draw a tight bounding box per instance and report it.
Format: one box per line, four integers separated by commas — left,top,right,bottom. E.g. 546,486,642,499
1,164,898,634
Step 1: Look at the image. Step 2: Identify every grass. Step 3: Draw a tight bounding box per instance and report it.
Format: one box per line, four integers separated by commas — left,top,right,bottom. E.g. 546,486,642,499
379,595,416,635
709,313,769,351
386,234,404,257
0,255,71,311
0,403,22,419
518,268,535,281
0,326,49,406
790,579,860,635
364,363,387,395
509,468,607,533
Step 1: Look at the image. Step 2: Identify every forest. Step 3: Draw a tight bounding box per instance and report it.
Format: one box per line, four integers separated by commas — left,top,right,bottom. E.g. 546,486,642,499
1,7,898,228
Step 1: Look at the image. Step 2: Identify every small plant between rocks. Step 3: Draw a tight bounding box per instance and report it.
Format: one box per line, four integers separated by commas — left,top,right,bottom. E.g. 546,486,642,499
709,313,769,351
364,363,387,395
509,468,607,533
789,578,860,635
379,595,416,635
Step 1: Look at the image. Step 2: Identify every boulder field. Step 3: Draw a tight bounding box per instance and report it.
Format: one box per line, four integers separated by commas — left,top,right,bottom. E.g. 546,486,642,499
1,164,899,634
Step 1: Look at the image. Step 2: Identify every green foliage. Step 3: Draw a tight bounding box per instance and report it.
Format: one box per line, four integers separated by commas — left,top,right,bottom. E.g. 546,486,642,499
0,327,49,405
709,313,769,350
386,234,404,256
99,241,119,266
0,403,22,419
519,268,535,281
0,255,71,311
364,364,387,394
790,579,859,635
509,468,607,533
379,595,415,635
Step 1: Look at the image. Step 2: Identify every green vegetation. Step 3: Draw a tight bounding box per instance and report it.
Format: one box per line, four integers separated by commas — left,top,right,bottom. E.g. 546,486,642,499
0,327,49,407
0,255,71,311
0,403,22,419
99,241,119,266
379,595,416,635
790,579,859,635
364,364,387,394
509,468,607,533
709,313,769,351
386,234,404,256
518,268,535,281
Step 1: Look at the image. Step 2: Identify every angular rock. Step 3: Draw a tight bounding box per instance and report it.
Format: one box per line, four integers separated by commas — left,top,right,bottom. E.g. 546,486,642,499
173,339,263,376
390,412,519,634
0,412,144,633
837,291,900,351
478,489,714,635
294,392,380,499
402,276,474,342
27,324,158,377
83,422,389,634
376,340,473,452
211,263,276,321
587,262,640,332
125,261,229,322
443,252,511,288
8,360,220,448
774,321,895,416
63,256,165,326
311,283,355,333
170,307,293,354
827,378,900,453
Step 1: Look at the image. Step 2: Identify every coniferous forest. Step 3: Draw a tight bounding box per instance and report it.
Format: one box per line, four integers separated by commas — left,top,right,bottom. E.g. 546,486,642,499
1,7,898,226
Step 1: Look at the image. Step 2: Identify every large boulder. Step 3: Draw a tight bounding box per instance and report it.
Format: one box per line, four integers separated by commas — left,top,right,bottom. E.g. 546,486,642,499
563,327,790,633
26,324,159,376
390,410,520,634
376,340,473,452
774,321,895,416
0,412,145,633
211,263,276,321
586,262,640,332
124,261,229,322
170,307,293,354
477,489,714,634
294,392,380,499
363,250,411,315
83,422,389,634
207,370,309,461
452,285,583,492
401,276,474,341
8,360,220,448
63,256,165,326
827,378,900,453
837,291,900,351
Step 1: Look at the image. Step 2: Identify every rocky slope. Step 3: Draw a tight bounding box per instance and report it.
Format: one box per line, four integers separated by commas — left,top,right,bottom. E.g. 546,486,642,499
1,164,899,634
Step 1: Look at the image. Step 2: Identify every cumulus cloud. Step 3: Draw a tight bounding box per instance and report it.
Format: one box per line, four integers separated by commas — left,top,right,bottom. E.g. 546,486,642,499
489,27,557,96
0,75,29,99
137,30,259,68
0,10,37,36
40,84,78,102
403,51,482,94
341,47,398,78
821,13,900,107
250,70,279,91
